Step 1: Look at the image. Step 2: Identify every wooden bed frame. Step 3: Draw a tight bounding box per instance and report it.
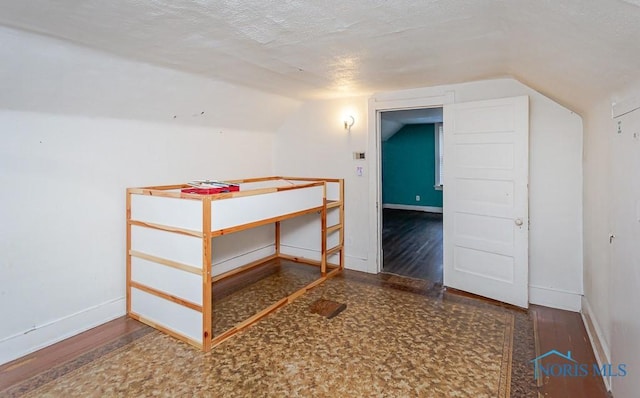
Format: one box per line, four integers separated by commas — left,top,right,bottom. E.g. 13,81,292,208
126,176,344,351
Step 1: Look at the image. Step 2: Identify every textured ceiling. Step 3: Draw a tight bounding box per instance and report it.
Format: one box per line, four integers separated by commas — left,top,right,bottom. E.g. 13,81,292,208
1,0,639,113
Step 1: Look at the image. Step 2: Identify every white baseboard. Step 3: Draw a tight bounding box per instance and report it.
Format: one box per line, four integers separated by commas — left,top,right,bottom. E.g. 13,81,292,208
211,245,276,277
280,245,371,274
528,285,582,312
280,245,321,262
0,297,125,366
382,204,443,213
581,297,612,391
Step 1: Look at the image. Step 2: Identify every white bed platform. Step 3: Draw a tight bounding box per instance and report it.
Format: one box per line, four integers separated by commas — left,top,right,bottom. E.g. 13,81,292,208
126,176,344,351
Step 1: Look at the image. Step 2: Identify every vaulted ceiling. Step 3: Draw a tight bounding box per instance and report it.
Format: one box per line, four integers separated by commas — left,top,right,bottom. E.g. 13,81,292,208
381,108,443,141
1,0,639,113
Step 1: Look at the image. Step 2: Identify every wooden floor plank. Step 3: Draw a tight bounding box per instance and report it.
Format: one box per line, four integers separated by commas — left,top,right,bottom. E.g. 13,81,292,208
533,305,610,398
0,317,147,391
382,209,443,282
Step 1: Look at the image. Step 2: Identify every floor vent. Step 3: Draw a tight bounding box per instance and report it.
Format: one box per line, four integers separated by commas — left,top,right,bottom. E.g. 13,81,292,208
310,299,347,319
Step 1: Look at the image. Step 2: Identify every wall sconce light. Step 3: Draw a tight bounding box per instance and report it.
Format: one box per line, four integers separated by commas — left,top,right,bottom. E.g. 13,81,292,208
343,115,355,133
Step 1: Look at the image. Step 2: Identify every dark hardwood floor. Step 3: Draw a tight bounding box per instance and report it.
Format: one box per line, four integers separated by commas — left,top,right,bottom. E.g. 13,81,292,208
0,317,151,393
533,305,611,398
382,208,443,282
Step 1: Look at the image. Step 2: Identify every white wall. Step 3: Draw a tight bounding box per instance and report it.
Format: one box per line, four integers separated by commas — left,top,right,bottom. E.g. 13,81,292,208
582,99,613,372
273,97,370,271
274,78,584,311
0,26,299,131
0,26,300,364
582,83,640,396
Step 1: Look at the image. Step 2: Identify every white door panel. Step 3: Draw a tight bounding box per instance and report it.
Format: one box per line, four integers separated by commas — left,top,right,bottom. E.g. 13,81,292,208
610,105,640,396
443,96,529,308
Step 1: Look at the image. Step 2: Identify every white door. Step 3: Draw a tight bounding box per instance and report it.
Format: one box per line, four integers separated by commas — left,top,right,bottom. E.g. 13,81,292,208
443,96,529,308
610,106,640,395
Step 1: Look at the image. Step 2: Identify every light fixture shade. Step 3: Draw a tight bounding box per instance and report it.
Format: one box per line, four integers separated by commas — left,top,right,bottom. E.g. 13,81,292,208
344,115,355,132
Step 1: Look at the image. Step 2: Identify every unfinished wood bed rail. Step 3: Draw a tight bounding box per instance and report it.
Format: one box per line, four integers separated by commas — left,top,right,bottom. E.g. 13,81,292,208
126,177,344,351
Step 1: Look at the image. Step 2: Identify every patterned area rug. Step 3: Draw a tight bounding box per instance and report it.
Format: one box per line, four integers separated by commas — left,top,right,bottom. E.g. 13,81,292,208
15,274,517,397
212,262,320,336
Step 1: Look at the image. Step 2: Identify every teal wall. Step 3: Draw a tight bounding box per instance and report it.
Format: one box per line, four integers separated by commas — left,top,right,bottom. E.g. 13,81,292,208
382,123,443,207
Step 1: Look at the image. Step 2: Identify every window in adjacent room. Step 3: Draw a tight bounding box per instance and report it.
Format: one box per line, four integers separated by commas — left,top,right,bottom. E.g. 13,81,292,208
434,122,443,190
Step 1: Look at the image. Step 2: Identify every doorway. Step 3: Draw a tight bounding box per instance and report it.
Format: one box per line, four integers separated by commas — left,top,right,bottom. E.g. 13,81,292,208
379,108,444,283
368,92,529,308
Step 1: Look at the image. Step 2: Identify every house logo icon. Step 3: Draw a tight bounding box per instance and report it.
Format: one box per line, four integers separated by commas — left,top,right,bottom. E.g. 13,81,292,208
530,350,577,380
531,349,628,380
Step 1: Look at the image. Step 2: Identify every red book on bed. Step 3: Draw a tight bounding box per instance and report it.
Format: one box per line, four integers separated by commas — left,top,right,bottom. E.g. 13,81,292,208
181,180,240,195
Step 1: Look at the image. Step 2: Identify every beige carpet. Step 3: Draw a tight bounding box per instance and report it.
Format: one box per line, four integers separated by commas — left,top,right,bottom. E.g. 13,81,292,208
23,275,514,397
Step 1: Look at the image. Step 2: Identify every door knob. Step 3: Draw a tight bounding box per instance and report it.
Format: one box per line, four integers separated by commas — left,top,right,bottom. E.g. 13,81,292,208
515,218,523,226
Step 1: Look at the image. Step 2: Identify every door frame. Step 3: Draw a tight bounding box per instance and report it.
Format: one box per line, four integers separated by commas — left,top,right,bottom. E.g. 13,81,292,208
367,91,455,274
